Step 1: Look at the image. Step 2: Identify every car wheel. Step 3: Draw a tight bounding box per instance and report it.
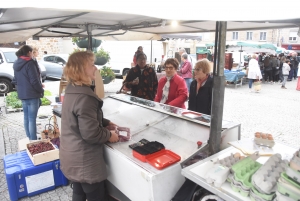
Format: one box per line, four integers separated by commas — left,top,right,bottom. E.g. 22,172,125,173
0,78,13,94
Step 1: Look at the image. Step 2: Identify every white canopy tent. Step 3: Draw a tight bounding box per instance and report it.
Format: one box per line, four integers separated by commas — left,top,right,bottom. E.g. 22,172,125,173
1,2,300,154
0,2,300,43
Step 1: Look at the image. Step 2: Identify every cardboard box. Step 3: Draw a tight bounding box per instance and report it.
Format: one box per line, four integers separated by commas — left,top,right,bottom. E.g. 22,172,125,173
26,139,59,166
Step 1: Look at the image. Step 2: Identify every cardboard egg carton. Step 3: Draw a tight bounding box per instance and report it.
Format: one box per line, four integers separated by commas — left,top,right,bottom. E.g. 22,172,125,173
230,152,261,195
205,164,230,188
286,166,300,183
290,148,300,172
214,152,244,170
250,187,274,201
251,154,288,195
277,173,300,201
274,191,295,201
214,152,245,184
254,132,275,148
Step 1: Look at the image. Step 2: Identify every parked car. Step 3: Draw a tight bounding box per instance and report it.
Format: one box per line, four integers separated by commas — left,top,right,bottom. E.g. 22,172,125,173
39,54,69,79
0,48,46,94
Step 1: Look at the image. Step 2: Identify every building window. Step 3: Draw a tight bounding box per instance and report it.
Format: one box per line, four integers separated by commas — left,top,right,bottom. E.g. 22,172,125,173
232,32,238,40
260,32,266,41
289,32,298,42
246,32,253,40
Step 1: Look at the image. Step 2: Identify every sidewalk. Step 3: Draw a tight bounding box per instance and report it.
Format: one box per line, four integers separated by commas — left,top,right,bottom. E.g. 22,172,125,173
1,78,300,201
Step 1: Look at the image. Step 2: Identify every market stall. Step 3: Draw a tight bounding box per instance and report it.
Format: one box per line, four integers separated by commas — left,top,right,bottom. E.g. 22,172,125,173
224,69,247,88
52,93,241,200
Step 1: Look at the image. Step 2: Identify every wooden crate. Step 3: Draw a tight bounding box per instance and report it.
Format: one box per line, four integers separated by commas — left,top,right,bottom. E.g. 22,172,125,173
26,139,59,166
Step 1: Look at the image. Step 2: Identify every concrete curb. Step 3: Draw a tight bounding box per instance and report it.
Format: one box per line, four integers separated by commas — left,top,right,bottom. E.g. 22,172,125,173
0,126,5,158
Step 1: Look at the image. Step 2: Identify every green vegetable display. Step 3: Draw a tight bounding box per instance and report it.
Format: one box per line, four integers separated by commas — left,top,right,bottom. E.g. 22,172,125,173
6,90,52,108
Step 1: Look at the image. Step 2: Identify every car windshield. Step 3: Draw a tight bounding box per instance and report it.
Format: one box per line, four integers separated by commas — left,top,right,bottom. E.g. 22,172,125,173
4,52,17,63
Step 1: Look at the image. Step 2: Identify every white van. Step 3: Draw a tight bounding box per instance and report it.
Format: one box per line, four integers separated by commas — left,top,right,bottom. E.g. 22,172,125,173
100,40,163,76
100,41,163,76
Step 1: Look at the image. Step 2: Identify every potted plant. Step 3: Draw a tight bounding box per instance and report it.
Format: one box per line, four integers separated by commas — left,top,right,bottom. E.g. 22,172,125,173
94,48,111,65
100,66,115,84
72,37,101,49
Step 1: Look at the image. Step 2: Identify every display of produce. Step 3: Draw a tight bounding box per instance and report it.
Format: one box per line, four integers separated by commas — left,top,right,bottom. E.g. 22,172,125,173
254,132,275,147
27,141,54,155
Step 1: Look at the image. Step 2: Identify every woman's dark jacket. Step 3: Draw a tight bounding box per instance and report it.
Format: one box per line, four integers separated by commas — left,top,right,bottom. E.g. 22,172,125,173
188,76,213,115
13,57,44,100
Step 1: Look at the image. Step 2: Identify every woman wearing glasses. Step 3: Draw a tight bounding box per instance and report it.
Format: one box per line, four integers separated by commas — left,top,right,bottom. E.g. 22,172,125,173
188,59,213,115
154,58,188,108
123,53,158,100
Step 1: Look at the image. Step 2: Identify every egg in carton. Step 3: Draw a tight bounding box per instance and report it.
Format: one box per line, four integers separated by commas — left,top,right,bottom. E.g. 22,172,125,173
251,153,288,199
254,132,275,148
277,172,300,201
289,148,300,172
229,152,261,195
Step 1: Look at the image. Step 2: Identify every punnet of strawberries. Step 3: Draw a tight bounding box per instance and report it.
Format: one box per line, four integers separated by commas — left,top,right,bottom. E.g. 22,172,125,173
28,142,54,155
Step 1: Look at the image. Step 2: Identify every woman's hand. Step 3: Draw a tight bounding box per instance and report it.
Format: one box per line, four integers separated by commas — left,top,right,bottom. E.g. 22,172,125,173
109,130,119,143
108,121,117,126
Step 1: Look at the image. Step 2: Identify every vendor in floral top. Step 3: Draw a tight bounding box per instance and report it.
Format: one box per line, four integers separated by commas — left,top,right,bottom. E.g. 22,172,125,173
123,53,158,100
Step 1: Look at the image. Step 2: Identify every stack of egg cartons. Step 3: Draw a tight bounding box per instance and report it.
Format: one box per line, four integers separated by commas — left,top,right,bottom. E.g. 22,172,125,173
230,152,261,197
250,154,288,201
275,149,300,201
205,153,244,187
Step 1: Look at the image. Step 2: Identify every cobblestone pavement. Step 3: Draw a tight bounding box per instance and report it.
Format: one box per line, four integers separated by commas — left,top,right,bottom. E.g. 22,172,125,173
0,78,300,200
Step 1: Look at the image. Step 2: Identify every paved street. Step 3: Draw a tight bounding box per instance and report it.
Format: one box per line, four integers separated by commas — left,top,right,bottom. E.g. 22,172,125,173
0,78,300,201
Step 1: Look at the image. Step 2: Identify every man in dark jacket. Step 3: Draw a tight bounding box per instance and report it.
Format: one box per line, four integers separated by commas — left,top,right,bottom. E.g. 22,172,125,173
288,53,299,81
13,45,44,140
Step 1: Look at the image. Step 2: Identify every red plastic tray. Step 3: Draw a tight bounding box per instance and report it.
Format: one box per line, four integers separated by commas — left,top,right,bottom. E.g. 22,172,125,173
146,150,181,170
182,111,202,119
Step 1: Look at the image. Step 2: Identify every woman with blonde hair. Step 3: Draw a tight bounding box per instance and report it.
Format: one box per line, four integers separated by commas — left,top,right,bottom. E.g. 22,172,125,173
188,59,213,115
247,54,262,92
60,51,119,201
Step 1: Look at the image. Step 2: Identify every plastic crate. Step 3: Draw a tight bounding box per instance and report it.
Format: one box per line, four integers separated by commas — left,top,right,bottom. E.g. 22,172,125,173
3,151,68,201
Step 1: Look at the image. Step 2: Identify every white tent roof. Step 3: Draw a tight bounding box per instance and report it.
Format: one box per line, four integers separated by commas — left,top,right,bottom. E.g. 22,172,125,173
1,2,299,43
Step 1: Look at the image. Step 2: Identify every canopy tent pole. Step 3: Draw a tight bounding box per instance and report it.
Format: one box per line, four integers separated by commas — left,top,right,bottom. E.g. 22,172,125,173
209,21,227,155
151,40,153,63
239,46,243,67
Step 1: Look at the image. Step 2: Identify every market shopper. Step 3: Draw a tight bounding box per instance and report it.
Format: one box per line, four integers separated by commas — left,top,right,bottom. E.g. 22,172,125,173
123,53,158,100
282,59,291,89
288,53,299,81
60,51,119,201
247,54,262,92
154,58,188,108
132,46,143,65
297,66,300,91
188,59,213,115
13,45,44,140
179,53,193,93
263,56,273,83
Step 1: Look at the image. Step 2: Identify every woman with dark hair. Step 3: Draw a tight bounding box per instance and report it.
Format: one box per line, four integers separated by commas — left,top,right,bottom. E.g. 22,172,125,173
132,46,143,65
60,51,119,200
123,53,158,100
154,58,188,108
13,45,44,140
